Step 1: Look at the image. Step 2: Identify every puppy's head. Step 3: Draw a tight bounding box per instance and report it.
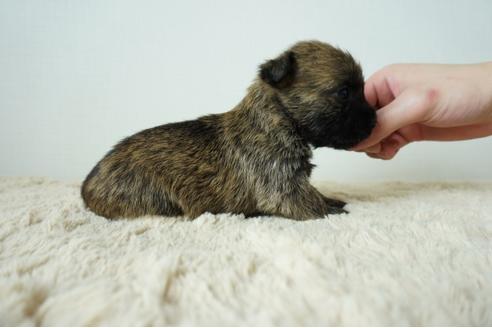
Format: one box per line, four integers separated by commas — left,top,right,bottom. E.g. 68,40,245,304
259,40,376,149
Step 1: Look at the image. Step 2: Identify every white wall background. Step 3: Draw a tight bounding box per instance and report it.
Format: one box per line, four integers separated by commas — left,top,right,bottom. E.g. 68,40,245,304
1,0,491,182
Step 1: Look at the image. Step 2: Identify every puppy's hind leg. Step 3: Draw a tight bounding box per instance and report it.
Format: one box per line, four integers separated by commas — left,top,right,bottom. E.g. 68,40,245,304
258,182,347,220
149,189,184,217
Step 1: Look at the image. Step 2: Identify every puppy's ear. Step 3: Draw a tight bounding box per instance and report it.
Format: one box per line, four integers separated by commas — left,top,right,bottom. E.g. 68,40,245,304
259,51,297,88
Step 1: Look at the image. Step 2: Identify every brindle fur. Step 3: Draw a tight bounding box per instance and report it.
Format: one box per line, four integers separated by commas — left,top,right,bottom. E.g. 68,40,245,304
81,40,376,220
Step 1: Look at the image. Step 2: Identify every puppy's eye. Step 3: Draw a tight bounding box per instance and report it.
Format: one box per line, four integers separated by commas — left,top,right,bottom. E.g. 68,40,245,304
337,87,349,100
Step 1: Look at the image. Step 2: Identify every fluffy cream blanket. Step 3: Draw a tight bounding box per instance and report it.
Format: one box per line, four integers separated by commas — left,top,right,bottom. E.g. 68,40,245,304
1,177,491,326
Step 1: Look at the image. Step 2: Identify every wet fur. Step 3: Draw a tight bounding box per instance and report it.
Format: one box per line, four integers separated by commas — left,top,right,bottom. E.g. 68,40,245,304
81,41,376,220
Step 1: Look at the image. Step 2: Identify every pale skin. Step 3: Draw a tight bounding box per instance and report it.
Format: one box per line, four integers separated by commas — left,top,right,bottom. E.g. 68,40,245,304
352,62,492,159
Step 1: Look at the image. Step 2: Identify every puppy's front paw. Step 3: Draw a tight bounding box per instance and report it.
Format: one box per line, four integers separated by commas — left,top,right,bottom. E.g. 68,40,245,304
323,196,347,209
327,206,348,215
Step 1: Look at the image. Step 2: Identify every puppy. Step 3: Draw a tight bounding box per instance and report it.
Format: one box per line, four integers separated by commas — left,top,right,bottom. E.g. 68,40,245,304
81,40,376,220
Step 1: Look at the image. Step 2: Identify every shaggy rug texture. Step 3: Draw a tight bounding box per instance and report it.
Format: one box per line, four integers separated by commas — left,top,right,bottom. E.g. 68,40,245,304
0,177,491,326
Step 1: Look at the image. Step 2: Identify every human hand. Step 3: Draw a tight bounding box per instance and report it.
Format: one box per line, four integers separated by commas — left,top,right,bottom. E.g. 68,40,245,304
353,62,492,159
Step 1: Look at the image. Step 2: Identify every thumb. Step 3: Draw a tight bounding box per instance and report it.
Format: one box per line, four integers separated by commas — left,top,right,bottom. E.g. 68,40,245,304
352,88,430,150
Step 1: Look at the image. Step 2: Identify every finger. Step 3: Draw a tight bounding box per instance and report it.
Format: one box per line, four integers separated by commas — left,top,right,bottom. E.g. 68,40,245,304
364,143,382,153
373,76,396,108
387,131,411,149
365,142,400,160
365,151,397,160
378,134,405,159
352,89,428,150
364,79,379,108
366,152,384,160
364,128,420,160
358,130,410,154
364,75,394,108
365,69,399,108
379,145,400,160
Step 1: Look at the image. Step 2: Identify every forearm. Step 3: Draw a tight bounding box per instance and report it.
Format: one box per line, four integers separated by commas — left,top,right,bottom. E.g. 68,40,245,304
420,122,492,141
481,62,492,122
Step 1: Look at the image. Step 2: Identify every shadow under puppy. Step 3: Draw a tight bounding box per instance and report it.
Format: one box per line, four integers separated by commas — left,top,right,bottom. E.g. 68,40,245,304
82,40,376,220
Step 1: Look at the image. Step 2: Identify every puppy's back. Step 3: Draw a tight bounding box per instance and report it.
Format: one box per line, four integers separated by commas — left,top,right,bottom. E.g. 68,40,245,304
81,115,224,218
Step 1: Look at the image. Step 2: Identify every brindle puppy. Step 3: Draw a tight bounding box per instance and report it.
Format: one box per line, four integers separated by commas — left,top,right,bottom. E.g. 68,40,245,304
81,40,376,220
